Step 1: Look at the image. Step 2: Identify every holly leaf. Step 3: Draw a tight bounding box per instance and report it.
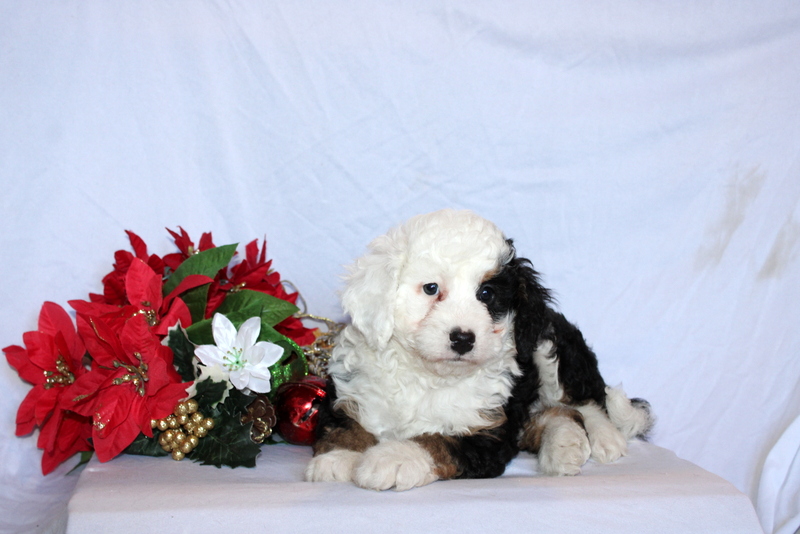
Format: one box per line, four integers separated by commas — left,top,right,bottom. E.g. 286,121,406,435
163,243,237,297
124,433,168,458
190,389,261,468
166,327,197,383
193,378,229,411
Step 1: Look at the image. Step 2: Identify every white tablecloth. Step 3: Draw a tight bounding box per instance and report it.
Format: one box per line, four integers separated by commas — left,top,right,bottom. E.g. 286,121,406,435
66,441,762,534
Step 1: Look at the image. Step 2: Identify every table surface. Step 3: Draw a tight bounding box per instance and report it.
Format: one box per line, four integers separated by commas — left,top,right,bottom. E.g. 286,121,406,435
66,440,764,534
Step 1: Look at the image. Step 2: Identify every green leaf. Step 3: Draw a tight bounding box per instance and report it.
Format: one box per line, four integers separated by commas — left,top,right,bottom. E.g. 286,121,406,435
185,306,258,346
214,290,298,327
181,284,211,323
124,433,169,458
67,451,94,475
184,319,213,346
190,389,262,468
184,303,296,346
163,243,237,296
167,327,197,383
193,378,229,411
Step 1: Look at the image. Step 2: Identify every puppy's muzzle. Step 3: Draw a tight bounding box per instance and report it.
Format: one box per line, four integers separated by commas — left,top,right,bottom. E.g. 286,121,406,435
450,328,476,355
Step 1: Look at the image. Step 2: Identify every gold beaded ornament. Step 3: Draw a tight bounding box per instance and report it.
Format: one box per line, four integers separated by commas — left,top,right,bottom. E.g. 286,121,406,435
297,313,342,379
151,399,215,461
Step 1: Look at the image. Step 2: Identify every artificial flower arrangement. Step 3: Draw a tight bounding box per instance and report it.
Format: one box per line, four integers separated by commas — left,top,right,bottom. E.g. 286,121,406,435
4,228,333,475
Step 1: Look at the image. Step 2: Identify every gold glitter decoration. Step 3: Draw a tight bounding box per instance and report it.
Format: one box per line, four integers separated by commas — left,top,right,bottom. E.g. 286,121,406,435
130,301,159,326
43,355,75,389
151,400,215,461
111,352,148,396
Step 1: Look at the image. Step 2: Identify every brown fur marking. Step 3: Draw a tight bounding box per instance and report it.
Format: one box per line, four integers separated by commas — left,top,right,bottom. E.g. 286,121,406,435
312,418,378,456
412,434,461,480
519,406,585,454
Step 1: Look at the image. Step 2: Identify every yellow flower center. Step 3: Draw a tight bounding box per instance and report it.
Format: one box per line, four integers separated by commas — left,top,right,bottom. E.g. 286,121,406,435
223,348,245,371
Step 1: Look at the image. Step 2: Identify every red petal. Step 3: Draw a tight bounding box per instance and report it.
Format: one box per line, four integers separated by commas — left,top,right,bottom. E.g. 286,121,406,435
143,382,191,426
76,314,124,367
167,227,193,254
100,249,136,306
37,302,73,337
33,387,60,427
162,253,184,272
58,411,92,448
276,316,318,347
125,259,162,310
146,255,166,278
95,391,133,434
53,331,86,377
244,239,260,265
126,230,149,260
36,405,60,450
15,388,39,436
204,283,228,318
23,332,56,372
153,298,193,336
69,299,121,317
118,314,158,365
92,416,140,463
198,232,215,251
258,237,267,264
163,274,214,305
40,412,92,475
66,369,112,416
4,344,40,384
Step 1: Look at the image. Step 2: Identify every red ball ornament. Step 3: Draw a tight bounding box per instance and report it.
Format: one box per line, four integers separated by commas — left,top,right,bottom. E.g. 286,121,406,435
275,376,328,446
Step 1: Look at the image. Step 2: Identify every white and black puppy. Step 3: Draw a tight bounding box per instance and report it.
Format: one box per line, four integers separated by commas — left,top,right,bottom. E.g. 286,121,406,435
306,209,653,490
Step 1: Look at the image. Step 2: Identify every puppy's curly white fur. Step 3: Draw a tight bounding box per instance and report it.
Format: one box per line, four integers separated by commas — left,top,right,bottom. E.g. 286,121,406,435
306,209,653,490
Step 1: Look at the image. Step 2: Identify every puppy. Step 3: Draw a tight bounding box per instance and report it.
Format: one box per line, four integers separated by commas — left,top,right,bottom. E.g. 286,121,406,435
306,209,653,490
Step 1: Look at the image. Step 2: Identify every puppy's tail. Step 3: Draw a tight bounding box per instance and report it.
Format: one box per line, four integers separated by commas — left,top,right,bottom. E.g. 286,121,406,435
605,386,655,440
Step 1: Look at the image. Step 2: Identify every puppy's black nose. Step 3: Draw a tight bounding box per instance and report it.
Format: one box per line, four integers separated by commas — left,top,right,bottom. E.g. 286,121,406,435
450,329,476,355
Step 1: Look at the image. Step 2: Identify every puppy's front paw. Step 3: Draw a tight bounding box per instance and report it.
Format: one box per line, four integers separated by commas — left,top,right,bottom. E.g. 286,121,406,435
538,418,591,476
353,440,438,491
578,402,628,464
587,423,628,464
305,449,363,482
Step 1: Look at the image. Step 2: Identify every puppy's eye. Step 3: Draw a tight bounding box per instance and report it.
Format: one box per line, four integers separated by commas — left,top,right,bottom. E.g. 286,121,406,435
477,285,495,303
422,283,439,296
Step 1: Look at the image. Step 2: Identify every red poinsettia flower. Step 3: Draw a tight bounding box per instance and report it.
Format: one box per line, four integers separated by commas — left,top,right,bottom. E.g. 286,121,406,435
162,227,216,272
90,231,166,306
3,302,93,474
72,258,213,337
205,238,317,346
67,313,192,462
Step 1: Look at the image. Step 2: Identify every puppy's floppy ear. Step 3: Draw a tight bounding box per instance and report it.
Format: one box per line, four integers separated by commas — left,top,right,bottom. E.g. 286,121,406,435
341,226,407,350
509,253,553,360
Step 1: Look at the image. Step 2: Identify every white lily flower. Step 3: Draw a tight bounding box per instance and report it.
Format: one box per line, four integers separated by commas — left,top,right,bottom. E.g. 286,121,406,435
193,314,284,394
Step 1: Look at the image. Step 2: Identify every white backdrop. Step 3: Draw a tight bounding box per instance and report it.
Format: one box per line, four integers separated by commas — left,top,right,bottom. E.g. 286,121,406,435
1,2,799,533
